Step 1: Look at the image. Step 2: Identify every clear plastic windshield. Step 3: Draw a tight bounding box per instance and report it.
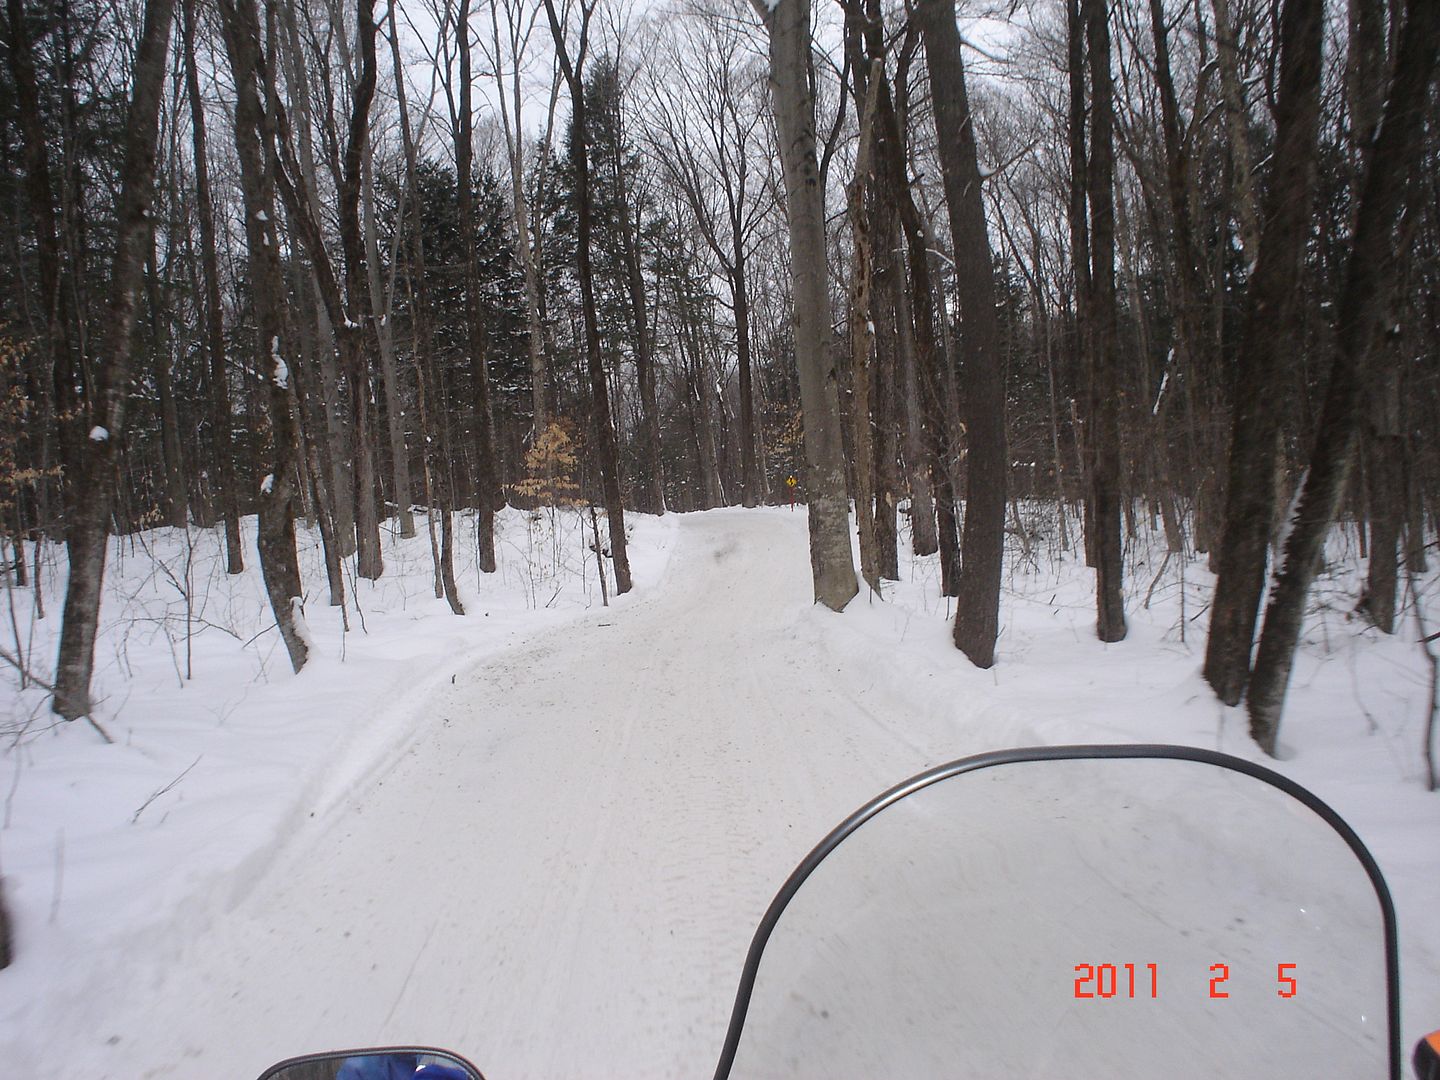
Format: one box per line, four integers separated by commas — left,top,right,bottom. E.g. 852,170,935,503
724,755,1392,1079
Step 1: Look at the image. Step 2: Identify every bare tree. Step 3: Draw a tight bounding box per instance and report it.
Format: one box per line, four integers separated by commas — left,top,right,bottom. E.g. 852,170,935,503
180,0,244,574
917,0,1008,664
1203,0,1325,704
50,0,177,720
751,0,857,611
454,0,502,571
542,0,633,593
1248,0,1439,753
216,0,309,672
486,0,554,437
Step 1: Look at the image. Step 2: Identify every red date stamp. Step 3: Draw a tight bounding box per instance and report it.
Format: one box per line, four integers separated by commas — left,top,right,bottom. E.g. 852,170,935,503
1073,962,1298,999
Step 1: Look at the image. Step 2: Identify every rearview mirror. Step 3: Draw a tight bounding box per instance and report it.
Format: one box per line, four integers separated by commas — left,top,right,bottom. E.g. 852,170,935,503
256,1047,483,1080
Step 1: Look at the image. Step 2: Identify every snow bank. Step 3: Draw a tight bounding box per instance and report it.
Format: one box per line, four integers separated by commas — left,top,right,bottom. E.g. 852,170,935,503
0,505,675,1071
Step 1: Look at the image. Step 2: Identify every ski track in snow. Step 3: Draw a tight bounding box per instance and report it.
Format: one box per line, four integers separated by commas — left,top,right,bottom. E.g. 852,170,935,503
41,509,978,1079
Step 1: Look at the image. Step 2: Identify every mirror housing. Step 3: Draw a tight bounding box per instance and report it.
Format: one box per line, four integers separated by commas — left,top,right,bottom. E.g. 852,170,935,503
256,1047,483,1080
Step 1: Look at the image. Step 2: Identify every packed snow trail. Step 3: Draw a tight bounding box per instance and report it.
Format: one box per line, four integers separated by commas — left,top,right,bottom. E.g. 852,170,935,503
55,509,981,1079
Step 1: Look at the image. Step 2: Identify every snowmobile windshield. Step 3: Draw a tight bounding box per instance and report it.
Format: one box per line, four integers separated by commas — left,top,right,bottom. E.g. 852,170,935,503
714,745,1399,1080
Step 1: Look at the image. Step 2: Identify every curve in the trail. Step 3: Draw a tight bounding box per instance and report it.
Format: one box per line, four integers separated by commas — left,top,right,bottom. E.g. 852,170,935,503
57,508,973,1080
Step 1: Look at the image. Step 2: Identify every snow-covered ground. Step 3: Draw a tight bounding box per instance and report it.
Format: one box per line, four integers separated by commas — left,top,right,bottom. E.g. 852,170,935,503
0,504,1435,1078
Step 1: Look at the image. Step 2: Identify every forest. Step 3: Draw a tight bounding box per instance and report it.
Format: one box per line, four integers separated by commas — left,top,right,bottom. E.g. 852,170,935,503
0,0,1437,766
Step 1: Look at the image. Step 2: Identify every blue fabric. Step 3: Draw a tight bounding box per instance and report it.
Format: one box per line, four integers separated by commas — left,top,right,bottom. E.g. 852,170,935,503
335,1054,420,1080
414,1065,473,1079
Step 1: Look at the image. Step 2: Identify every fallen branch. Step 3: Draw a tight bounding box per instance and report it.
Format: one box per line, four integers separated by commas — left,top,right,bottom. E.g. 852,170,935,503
131,755,203,824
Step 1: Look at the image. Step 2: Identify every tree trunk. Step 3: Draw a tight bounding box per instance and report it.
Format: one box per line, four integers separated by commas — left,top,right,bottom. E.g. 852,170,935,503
338,0,384,580
388,2,460,612
1248,0,1438,753
488,0,552,439
3,0,82,541
217,0,309,674
362,145,415,539
456,0,500,573
919,0,1008,665
1203,0,1325,704
756,0,858,611
146,246,188,529
847,61,882,593
1212,0,1262,262
734,248,759,509
274,0,356,560
896,254,938,558
1082,0,1127,644
613,151,666,515
51,0,177,719
181,0,243,573
542,0,633,594
1362,358,1403,633
870,201,903,583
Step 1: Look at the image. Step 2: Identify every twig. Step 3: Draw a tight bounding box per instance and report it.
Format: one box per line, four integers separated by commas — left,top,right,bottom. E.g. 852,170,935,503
49,828,63,924
0,645,53,690
1143,550,1173,610
131,755,202,824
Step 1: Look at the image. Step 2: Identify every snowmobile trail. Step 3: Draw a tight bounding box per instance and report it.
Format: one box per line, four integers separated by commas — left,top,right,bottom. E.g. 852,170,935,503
47,509,978,1080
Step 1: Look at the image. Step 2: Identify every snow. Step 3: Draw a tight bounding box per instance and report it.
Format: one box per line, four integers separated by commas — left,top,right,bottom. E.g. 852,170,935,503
271,336,289,390
260,473,274,494
0,506,1435,1079
88,426,108,442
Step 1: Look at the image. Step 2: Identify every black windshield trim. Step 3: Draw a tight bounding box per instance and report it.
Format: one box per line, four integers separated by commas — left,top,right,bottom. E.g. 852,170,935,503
711,743,1401,1080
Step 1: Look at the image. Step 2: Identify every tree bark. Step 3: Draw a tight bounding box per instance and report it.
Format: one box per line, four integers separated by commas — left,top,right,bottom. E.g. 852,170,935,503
1248,0,1438,753
487,0,552,440
3,0,82,537
847,59,882,593
919,0,1008,665
362,144,415,539
456,0,501,572
337,0,384,580
1082,0,1127,644
542,0,633,593
754,0,858,611
609,126,666,516
51,0,177,719
217,0,309,673
146,244,188,529
1203,0,1325,704
181,0,244,573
